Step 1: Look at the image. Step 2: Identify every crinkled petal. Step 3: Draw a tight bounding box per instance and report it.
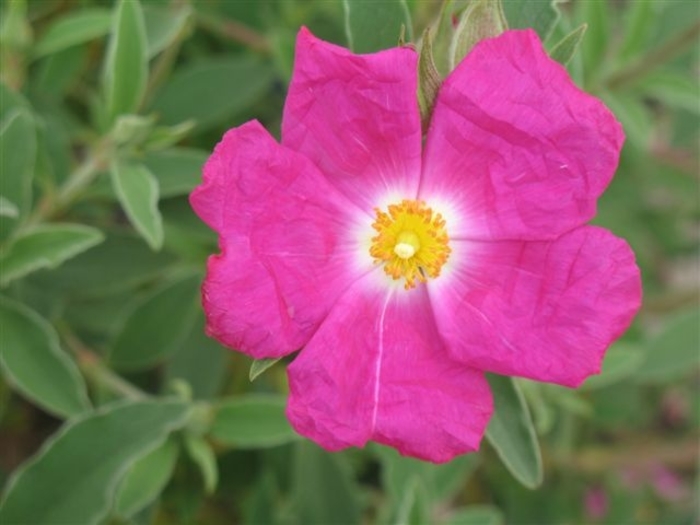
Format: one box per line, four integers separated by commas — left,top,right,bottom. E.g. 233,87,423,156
421,30,624,241
430,226,642,387
190,121,367,359
282,27,423,211
287,277,493,463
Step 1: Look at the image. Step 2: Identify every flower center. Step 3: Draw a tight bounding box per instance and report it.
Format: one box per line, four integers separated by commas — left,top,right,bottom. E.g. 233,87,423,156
369,199,451,289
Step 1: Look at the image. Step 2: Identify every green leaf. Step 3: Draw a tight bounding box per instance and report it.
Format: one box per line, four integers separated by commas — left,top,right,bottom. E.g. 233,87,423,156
0,107,36,234
292,441,361,525
424,0,455,77
635,308,700,383
376,444,479,506
0,196,18,218
142,120,196,151
28,232,176,297
165,312,228,400
450,0,507,70
110,161,163,250
149,57,274,129
575,0,610,84
485,375,542,489
184,434,218,494
144,4,192,59
549,23,587,66
395,477,430,525
33,8,112,58
617,0,654,61
637,71,700,114
111,113,155,146
249,357,282,381
343,0,412,53
601,91,652,148
581,342,645,390
142,147,208,198
114,438,179,518
109,274,200,371
502,0,560,41
0,81,30,118
0,297,90,418
210,395,298,448
417,27,442,130
445,505,505,525
0,399,190,525
244,470,278,525
103,0,148,123
0,223,104,287
33,46,88,99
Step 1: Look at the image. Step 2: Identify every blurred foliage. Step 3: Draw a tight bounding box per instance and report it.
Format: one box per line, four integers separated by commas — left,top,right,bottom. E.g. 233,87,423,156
0,0,698,524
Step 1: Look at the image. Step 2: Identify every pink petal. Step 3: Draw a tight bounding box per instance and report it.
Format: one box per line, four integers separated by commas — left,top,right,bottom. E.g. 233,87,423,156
430,226,642,387
190,121,367,358
421,30,624,240
282,27,423,211
286,277,493,463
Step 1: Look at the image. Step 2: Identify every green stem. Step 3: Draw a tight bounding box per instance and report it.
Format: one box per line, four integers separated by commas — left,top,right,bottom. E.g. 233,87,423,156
24,139,111,227
142,13,190,109
82,359,147,401
605,20,700,91
60,325,147,401
196,11,271,54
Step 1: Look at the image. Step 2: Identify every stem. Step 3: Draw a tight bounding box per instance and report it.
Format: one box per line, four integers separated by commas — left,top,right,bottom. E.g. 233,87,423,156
196,11,271,54
24,138,111,227
143,8,192,108
561,436,699,474
60,325,147,401
606,20,700,91
55,155,101,206
82,357,148,401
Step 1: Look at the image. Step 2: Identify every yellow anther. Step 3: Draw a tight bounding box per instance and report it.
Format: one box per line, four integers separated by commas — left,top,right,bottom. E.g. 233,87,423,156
369,200,450,289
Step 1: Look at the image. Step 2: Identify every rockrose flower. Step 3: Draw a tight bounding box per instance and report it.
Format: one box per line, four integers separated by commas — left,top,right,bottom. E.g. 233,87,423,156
190,27,641,462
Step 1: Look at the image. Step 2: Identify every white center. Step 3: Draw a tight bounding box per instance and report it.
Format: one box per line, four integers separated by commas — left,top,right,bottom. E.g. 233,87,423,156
394,242,416,260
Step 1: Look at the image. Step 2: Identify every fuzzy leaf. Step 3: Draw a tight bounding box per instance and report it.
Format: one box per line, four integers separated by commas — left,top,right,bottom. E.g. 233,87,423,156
249,357,282,381
110,161,163,250
0,196,18,218
143,148,208,198
292,441,361,525
143,4,191,58
109,274,200,371
418,27,442,130
549,24,587,65
343,0,412,53
114,438,179,518
103,0,148,122
0,400,189,525
0,297,90,418
485,374,543,488
0,223,104,287
0,108,36,236
149,58,274,130
184,434,218,494
581,342,644,390
502,0,560,41
210,395,297,448
33,8,112,58
450,0,507,69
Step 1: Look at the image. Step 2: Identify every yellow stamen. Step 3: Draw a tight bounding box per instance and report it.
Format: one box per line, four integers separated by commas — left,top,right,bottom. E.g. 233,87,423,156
369,199,451,289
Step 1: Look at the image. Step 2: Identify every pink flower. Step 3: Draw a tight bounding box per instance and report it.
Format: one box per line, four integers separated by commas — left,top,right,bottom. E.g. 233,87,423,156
190,28,641,462
584,486,609,520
